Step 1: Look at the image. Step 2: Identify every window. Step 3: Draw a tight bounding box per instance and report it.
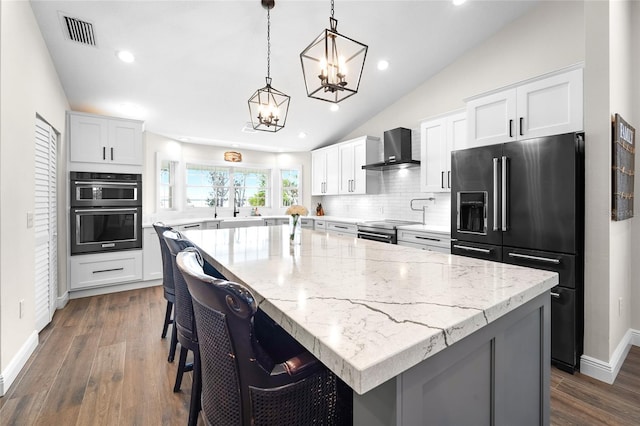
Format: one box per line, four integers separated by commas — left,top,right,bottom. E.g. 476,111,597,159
185,163,230,208
234,168,270,207
159,159,176,210
281,169,300,207
184,163,271,208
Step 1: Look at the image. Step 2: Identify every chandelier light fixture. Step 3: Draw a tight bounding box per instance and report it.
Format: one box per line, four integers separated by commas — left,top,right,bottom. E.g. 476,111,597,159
248,0,290,132
299,0,368,103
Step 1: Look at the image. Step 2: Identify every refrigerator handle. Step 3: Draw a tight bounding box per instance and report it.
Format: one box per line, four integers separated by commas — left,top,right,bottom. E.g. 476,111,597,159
501,156,507,231
493,158,499,231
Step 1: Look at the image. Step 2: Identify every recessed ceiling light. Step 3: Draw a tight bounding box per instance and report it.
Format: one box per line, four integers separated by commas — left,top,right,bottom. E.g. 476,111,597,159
330,104,340,112
298,132,307,139
453,0,467,6
117,50,135,63
377,60,389,71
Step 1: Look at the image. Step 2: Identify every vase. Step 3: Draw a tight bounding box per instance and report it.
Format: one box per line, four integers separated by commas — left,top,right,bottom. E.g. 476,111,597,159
289,214,301,245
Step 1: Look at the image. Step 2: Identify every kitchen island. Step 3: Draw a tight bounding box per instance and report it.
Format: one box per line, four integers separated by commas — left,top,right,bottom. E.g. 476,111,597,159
184,226,558,425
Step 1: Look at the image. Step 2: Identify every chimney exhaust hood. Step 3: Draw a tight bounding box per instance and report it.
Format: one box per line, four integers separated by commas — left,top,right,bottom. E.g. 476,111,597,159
362,127,420,171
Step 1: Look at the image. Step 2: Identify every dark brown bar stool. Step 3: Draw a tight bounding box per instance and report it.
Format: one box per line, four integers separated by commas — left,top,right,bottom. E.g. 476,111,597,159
176,249,353,426
152,222,178,362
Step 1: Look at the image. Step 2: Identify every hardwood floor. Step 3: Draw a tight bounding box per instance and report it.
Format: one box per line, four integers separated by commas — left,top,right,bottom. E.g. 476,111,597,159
1,285,639,425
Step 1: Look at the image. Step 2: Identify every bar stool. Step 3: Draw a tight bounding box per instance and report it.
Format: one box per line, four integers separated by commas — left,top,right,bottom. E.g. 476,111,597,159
152,222,178,362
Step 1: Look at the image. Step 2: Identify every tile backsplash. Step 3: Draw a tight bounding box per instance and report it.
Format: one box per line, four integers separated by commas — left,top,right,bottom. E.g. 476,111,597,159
316,128,452,228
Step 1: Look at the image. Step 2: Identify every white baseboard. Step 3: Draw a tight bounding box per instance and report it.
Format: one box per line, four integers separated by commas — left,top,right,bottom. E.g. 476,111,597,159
0,331,38,396
57,291,69,310
580,328,638,384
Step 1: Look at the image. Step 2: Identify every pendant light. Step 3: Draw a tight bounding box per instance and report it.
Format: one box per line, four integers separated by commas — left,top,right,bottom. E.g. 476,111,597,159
248,0,290,132
299,0,368,103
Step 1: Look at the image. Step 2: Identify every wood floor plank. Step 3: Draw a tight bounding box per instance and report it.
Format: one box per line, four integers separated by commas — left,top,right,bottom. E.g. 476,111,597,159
75,342,126,426
0,390,48,426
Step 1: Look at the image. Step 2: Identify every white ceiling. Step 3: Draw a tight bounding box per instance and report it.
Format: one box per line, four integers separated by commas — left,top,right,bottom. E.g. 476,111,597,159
30,0,537,152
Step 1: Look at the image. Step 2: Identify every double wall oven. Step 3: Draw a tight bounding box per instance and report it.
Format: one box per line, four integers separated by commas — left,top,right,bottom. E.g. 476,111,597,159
70,171,142,255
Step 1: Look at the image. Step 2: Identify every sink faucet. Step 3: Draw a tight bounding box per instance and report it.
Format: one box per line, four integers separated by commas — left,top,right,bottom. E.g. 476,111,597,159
233,199,240,217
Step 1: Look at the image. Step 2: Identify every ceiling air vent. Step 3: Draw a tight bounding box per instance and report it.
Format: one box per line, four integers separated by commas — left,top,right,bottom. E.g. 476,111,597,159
61,15,96,46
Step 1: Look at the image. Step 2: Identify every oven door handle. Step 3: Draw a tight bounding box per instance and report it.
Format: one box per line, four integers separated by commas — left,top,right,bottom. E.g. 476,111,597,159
74,181,140,186
358,231,393,240
74,208,139,213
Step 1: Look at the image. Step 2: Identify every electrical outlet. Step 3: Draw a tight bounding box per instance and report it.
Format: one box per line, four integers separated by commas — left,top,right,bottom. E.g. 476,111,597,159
19,299,24,318
26,211,34,228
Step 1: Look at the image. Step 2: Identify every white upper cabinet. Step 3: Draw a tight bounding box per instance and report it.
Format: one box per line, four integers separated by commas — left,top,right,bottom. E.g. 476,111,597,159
466,67,583,148
311,145,339,195
420,110,466,193
312,136,379,196
338,136,379,195
69,111,143,166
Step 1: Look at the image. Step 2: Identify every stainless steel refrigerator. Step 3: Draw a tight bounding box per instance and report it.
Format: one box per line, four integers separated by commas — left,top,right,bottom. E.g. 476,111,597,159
450,132,584,372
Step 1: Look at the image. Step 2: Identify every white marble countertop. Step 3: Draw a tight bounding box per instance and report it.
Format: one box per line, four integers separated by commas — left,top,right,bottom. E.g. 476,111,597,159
184,226,557,395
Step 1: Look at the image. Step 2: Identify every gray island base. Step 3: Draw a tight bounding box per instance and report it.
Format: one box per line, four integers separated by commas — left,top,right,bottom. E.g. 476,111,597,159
184,226,557,426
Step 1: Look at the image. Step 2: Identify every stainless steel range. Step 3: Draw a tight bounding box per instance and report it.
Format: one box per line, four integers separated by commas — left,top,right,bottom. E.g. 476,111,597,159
356,219,421,244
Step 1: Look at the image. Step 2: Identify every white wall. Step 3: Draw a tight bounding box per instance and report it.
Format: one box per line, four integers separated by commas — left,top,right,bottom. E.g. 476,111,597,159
608,0,634,359
0,1,69,391
143,132,312,222
632,1,640,333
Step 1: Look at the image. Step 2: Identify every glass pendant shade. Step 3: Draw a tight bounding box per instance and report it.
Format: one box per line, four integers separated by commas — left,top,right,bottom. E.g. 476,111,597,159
300,17,367,103
248,77,290,132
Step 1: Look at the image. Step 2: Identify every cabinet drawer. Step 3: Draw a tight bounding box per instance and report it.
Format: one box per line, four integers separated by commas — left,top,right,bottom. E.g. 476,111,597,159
71,250,142,290
314,220,327,230
176,222,203,232
300,218,314,229
326,222,357,235
398,240,450,254
398,230,451,249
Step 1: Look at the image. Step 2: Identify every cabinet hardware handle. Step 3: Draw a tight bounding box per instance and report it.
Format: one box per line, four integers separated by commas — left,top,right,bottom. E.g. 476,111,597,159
103,147,106,160
358,231,392,240
183,224,200,229
416,236,440,242
453,244,491,254
93,267,124,274
501,156,507,231
509,119,513,138
448,171,451,189
507,252,560,264
111,147,114,161
550,292,561,299
334,225,348,229
493,158,499,231
441,171,445,189
519,117,524,136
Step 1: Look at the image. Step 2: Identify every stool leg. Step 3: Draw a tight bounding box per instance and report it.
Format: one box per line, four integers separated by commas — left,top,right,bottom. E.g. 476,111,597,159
188,349,202,426
161,301,173,338
174,346,188,392
168,321,178,363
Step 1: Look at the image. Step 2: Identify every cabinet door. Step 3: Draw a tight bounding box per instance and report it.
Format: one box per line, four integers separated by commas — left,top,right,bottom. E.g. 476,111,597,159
466,89,516,148
420,118,448,192
350,139,369,194
325,146,340,195
109,119,143,165
446,113,467,190
69,114,109,163
339,143,354,194
142,228,163,281
516,68,583,139
311,149,327,195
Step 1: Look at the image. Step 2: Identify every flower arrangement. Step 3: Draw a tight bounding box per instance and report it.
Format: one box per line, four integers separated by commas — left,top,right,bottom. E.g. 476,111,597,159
285,205,308,243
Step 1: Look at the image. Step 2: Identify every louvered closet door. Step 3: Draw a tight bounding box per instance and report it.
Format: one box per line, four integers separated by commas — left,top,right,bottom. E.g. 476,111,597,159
35,117,57,332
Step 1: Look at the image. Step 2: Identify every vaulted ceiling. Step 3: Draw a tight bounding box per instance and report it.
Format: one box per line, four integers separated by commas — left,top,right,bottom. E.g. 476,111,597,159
30,0,537,152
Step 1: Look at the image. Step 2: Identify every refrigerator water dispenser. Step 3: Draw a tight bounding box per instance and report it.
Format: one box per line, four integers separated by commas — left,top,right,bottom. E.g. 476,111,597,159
457,191,487,234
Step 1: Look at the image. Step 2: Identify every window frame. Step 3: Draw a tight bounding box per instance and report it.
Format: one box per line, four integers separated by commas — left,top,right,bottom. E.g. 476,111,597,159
279,166,302,208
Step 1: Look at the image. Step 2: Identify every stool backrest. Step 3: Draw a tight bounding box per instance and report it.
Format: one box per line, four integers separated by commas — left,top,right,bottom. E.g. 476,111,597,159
152,222,174,292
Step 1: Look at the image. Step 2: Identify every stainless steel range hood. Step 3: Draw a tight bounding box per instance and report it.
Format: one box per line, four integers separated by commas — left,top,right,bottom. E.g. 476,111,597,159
362,127,420,171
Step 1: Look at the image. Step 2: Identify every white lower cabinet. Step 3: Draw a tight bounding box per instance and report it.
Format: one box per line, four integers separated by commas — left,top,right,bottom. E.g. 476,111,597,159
314,219,327,231
70,250,143,290
264,218,288,226
300,218,314,229
204,220,220,229
397,230,451,253
142,227,162,281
